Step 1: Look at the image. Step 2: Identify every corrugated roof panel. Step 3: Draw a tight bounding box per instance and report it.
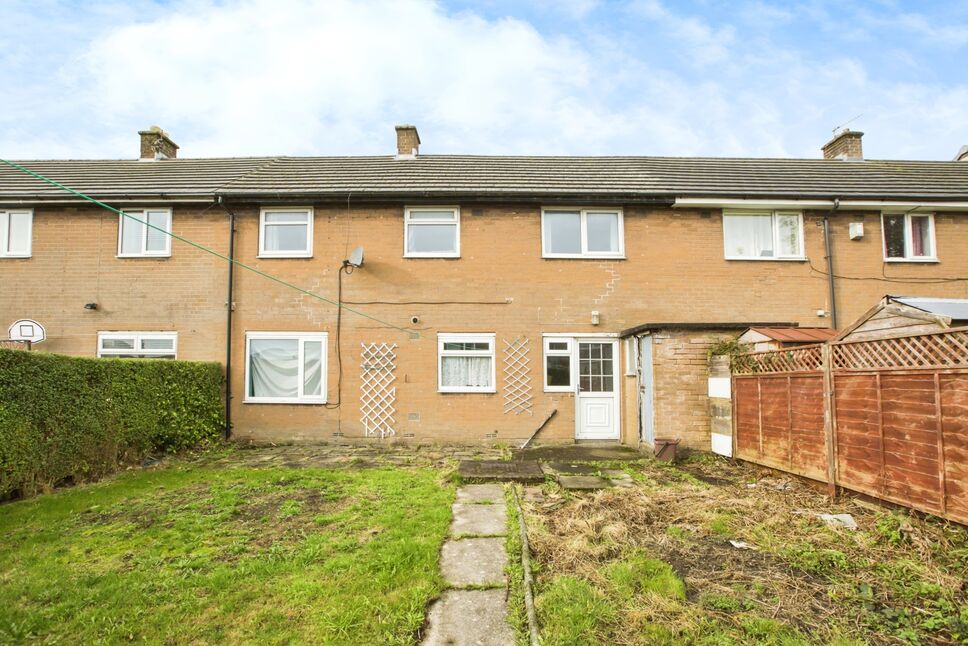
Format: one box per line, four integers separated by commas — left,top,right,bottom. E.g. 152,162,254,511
747,327,839,342
891,296,968,321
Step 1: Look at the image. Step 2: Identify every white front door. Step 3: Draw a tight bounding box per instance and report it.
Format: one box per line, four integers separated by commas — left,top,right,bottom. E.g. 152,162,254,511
576,340,620,440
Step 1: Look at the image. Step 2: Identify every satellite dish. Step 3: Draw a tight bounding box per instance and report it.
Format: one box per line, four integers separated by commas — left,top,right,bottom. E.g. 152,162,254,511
346,246,364,268
8,319,46,344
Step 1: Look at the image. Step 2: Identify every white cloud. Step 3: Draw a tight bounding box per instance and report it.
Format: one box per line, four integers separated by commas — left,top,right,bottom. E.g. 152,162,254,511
0,0,965,161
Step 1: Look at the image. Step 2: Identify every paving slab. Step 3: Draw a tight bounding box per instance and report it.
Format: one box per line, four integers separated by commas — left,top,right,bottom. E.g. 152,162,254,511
421,589,515,646
440,537,507,587
458,460,545,483
558,475,611,490
544,462,602,476
455,484,505,504
451,503,507,536
513,443,645,462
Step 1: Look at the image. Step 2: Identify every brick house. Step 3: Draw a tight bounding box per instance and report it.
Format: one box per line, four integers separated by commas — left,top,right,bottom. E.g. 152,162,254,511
2,125,967,449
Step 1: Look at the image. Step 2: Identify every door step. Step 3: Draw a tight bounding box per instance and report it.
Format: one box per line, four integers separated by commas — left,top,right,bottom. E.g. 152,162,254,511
457,460,544,483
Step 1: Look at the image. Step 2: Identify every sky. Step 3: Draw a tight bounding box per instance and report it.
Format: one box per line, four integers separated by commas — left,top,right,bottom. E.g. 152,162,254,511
2,0,967,161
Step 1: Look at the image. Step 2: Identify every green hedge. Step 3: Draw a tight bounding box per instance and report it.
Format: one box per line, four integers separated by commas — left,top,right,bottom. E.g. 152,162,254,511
0,349,224,499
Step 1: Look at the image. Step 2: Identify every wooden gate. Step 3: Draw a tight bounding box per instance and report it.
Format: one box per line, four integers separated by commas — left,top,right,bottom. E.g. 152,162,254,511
732,327,968,525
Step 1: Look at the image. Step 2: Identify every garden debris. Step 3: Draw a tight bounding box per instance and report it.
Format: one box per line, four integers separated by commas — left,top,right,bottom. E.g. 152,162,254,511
728,540,759,550
818,513,858,530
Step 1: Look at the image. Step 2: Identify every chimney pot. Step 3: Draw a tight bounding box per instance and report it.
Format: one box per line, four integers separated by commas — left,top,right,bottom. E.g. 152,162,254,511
822,129,863,160
395,125,420,158
138,126,179,160
955,145,968,162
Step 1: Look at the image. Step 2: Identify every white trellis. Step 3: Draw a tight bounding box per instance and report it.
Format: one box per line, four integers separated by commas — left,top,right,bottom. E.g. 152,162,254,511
360,342,397,438
502,336,534,415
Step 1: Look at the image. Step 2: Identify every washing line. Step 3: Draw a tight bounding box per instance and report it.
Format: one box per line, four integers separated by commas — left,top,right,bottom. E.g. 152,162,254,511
0,158,418,338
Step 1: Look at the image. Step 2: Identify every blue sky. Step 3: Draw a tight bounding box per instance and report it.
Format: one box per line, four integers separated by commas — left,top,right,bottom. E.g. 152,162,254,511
2,0,967,160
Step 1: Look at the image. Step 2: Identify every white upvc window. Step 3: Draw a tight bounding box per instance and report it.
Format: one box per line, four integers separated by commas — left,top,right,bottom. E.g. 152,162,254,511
882,212,937,262
259,208,314,258
438,333,496,393
404,207,460,258
117,209,172,257
543,337,574,392
0,209,32,258
97,332,177,358
244,332,327,404
541,208,624,258
623,337,638,376
722,210,804,260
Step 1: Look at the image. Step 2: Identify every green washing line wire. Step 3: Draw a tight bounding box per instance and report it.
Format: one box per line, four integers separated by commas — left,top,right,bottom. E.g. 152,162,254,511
0,158,419,339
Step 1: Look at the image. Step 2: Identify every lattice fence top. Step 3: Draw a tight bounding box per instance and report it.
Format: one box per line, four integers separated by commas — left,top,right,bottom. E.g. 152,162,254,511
731,344,824,375
503,336,534,415
832,326,968,371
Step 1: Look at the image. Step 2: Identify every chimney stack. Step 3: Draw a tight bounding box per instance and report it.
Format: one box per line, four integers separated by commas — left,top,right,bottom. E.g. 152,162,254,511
955,145,968,161
395,125,420,158
138,126,179,161
822,129,863,160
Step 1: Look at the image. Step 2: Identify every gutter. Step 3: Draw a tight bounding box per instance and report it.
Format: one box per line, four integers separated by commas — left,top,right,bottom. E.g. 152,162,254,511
823,199,841,330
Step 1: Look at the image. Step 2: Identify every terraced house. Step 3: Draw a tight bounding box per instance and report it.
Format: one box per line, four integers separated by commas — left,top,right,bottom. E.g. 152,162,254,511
2,126,967,450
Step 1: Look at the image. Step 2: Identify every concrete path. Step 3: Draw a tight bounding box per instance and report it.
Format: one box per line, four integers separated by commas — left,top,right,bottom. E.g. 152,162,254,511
422,484,515,646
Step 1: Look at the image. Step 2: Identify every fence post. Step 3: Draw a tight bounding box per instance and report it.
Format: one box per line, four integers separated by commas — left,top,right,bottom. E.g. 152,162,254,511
821,344,838,498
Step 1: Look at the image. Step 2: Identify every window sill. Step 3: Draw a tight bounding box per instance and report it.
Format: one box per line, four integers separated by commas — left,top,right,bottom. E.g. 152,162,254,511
117,254,172,259
243,398,327,405
724,256,807,262
404,253,461,259
544,387,574,394
542,254,626,260
257,253,314,259
438,389,496,394
883,258,939,264
0,254,31,259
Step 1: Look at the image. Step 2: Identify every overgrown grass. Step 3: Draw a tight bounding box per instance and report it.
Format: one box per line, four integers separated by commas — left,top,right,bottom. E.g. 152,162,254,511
527,455,967,645
0,463,453,644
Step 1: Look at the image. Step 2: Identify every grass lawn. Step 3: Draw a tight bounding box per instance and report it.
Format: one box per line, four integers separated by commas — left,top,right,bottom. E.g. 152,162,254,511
523,456,968,646
0,461,454,644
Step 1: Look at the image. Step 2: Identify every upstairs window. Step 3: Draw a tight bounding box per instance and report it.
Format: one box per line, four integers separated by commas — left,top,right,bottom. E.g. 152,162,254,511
723,211,803,260
542,209,624,258
404,207,460,257
438,333,495,393
260,208,313,258
0,209,32,258
118,209,172,257
882,213,935,261
98,332,177,358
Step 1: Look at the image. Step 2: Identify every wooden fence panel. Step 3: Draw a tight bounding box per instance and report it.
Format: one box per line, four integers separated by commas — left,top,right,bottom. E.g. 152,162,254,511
731,328,968,525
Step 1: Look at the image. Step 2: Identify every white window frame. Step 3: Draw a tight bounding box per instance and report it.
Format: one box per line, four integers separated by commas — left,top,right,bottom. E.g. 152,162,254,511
404,206,461,258
116,208,172,258
543,337,575,392
0,209,33,258
437,333,496,393
722,210,805,261
624,337,638,376
881,212,937,262
258,207,314,258
97,331,178,358
244,331,328,404
541,208,625,259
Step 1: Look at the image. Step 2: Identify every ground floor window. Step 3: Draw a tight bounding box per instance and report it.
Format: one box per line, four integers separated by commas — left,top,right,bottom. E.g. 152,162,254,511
438,333,495,393
543,337,573,391
245,332,327,403
97,331,177,358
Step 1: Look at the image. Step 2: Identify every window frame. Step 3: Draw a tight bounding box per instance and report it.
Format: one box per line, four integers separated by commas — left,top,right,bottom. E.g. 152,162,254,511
540,207,625,259
623,337,638,376
543,337,575,392
258,207,314,258
722,210,805,261
116,208,172,258
403,206,461,258
0,209,33,258
97,331,178,358
437,333,496,393
881,212,937,262
243,331,328,404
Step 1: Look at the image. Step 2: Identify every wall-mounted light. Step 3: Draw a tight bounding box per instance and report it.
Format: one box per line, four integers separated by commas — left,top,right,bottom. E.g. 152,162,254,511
84,303,98,310
591,310,600,325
